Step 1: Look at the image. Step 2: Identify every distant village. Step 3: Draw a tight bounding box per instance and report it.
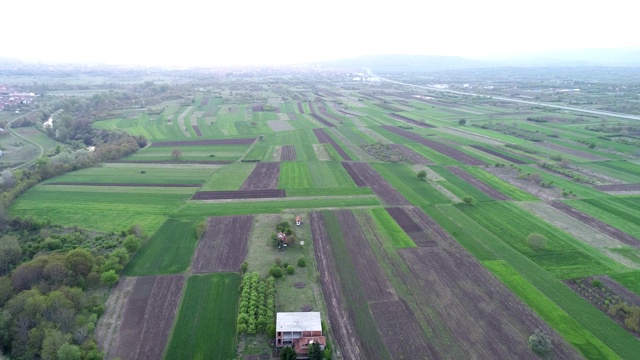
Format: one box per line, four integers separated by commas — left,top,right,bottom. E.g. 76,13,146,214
0,85,37,112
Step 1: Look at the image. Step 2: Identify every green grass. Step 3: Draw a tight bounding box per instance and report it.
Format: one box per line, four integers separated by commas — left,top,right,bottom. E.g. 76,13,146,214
484,260,619,360
371,163,451,205
201,162,256,190
455,202,622,279
278,161,313,189
518,165,608,199
165,273,240,360
430,166,496,202
124,145,250,162
307,161,359,188
124,219,199,276
43,164,215,185
611,271,640,296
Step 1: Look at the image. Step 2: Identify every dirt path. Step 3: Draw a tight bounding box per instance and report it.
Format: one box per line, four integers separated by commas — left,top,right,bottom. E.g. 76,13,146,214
177,106,193,138
95,277,137,359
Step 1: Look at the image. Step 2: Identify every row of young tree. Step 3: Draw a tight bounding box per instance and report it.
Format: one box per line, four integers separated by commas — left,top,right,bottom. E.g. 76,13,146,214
237,272,276,336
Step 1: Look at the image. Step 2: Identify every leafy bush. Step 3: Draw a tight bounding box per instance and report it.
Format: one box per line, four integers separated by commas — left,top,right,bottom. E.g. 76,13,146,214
286,265,295,275
297,257,307,268
528,329,552,355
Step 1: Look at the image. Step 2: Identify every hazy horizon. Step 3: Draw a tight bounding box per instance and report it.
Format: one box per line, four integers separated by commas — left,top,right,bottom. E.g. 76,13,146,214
3,0,638,67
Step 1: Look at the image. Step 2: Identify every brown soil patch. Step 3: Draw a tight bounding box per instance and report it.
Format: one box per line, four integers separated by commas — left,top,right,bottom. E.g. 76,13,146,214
446,166,510,200
485,167,560,201
342,162,409,205
313,128,350,160
280,145,297,161
387,113,435,128
191,215,254,273
192,125,202,137
177,107,193,138
240,162,281,190
287,113,298,120
114,275,185,360
96,277,136,359
310,113,336,127
318,104,342,123
539,141,608,161
469,145,527,164
297,102,305,114
382,126,485,165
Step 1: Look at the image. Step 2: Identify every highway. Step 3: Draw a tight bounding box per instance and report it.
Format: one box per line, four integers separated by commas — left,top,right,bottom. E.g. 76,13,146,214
366,69,640,121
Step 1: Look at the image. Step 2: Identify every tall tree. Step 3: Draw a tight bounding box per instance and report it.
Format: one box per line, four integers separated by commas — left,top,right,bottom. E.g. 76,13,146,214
308,342,323,360
280,346,297,360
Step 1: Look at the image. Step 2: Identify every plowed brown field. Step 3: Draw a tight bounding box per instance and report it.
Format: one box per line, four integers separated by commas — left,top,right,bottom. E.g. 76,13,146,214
191,215,254,273
240,162,281,190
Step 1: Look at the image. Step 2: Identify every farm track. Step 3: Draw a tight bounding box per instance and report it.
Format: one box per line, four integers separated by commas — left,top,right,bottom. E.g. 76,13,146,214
313,128,350,160
446,166,510,200
45,182,202,187
469,145,527,164
240,162,281,190
280,145,297,161
150,138,255,147
382,125,485,165
115,275,185,360
341,162,409,205
191,215,254,273
191,189,285,200
388,113,435,128
177,107,192,138
548,200,640,247
310,212,367,360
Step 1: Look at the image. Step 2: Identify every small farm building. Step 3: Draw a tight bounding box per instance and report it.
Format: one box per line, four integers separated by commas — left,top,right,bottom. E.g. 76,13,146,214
296,215,301,226
276,312,326,356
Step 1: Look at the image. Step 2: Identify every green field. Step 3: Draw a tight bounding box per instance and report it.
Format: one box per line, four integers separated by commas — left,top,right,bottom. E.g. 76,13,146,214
124,219,200,276
165,273,241,360
565,197,640,238
371,163,451,205
201,162,256,190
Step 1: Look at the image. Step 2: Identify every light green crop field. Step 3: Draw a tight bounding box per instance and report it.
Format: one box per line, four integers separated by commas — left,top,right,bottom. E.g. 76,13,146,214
165,273,241,360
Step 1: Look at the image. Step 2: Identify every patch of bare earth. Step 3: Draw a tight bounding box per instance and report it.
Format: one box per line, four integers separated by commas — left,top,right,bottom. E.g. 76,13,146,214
191,215,254,273
595,183,640,192
446,166,510,200
342,162,409,205
389,144,434,164
96,277,136,359
437,127,504,145
548,200,640,247
240,162,281,190
114,275,185,360
469,145,527,164
177,106,193,138
280,145,296,161
310,212,365,360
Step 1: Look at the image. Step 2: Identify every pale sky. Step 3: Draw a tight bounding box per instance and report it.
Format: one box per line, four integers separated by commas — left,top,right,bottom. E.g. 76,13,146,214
2,0,638,67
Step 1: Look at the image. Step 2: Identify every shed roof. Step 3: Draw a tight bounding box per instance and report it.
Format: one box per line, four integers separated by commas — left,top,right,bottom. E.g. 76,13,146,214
276,312,322,332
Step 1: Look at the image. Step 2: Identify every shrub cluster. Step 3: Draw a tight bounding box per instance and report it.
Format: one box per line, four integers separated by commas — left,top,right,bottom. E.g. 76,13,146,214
237,272,275,335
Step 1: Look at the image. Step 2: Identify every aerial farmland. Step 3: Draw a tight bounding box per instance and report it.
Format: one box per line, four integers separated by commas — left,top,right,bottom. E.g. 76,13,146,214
3,65,640,360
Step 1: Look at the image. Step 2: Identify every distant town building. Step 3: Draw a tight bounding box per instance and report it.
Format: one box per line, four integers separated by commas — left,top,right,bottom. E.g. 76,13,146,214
276,312,326,356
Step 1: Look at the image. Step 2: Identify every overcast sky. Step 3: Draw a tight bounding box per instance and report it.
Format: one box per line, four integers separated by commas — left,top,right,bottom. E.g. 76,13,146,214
2,0,637,67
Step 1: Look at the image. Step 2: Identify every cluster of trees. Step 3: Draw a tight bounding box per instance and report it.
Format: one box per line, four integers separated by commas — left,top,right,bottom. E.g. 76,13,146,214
268,258,297,278
280,342,328,360
237,272,275,336
0,219,143,359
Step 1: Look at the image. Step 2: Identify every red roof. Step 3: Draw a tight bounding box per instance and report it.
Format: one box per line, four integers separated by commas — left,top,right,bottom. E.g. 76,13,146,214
293,336,326,355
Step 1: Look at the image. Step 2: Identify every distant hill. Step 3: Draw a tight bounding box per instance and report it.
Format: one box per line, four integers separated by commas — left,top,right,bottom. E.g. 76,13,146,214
485,47,640,67
314,54,489,72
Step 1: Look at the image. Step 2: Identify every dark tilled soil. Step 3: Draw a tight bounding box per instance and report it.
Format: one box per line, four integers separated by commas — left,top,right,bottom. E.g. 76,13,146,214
385,207,422,232
191,189,285,200
318,105,342,122
310,113,335,128
150,138,255,147
469,145,526,164
382,126,485,165
341,162,366,187
297,102,305,114
548,201,640,247
446,166,510,200
191,215,254,273
344,162,409,205
287,113,298,120
307,102,316,114
116,275,185,360
192,125,202,137
240,162,281,190
252,105,264,112
313,128,350,160
200,97,210,106
387,113,435,128
280,145,297,161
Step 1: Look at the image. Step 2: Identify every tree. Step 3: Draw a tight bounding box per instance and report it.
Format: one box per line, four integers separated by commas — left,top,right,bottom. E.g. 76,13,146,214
269,266,283,278
100,270,119,287
527,233,548,251
458,118,467,126
308,342,323,360
123,236,141,253
57,343,81,360
65,249,95,278
171,148,182,159
0,234,22,275
297,257,307,268
462,196,474,204
286,265,295,275
280,346,297,360
528,329,552,356
417,170,427,181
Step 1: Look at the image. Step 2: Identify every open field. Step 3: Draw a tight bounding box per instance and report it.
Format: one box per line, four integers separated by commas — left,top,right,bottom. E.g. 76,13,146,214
8,78,640,360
